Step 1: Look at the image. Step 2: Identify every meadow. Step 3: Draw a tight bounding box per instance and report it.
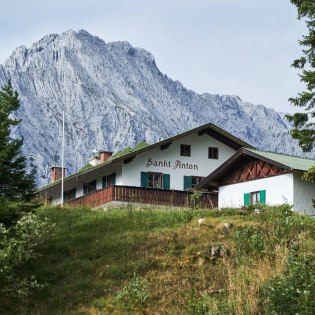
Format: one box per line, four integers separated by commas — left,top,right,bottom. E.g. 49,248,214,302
1,204,315,314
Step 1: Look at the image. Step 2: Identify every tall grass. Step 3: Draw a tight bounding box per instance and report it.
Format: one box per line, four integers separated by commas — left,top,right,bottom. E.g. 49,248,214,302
9,204,315,314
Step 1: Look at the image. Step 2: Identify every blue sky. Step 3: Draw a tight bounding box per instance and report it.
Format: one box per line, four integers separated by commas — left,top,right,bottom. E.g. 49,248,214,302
0,0,307,113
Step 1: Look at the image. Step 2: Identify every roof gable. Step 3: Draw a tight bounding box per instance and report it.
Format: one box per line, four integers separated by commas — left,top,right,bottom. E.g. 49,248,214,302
197,148,315,188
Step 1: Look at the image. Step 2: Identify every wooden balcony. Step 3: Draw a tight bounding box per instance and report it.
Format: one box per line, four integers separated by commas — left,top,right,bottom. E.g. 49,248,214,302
67,185,218,209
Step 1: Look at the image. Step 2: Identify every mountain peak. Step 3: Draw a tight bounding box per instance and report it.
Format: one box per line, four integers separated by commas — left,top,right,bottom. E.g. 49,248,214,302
0,30,302,185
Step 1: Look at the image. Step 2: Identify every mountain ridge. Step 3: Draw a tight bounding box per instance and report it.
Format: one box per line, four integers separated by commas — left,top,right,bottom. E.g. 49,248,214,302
0,29,303,186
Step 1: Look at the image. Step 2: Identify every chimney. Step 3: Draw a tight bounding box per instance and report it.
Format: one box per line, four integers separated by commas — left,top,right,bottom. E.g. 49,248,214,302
50,167,66,183
100,151,113,162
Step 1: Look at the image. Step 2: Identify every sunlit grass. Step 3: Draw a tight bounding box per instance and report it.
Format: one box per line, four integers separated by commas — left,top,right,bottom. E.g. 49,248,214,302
18,205,315,314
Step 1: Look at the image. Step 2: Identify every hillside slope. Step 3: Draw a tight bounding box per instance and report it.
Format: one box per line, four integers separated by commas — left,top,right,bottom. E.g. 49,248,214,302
3,205,314,314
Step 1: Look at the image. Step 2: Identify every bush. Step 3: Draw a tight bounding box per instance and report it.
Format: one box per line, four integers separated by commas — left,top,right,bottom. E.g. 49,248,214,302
260,245,315,314
262,204,308,245
0,197,42,227
233,226,266,260
0,213,54,312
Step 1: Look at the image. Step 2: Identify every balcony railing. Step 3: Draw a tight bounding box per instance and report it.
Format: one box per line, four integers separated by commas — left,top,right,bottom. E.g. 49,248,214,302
68,185,218,209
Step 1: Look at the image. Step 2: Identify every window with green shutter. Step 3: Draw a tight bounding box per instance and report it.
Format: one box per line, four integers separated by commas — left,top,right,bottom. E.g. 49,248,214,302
84,180,96,195
244,190,266,206
141,172,148,188
260,190,266,204
102,173,116,188
184,176,192,190
244,193,250,206
163,174,170,189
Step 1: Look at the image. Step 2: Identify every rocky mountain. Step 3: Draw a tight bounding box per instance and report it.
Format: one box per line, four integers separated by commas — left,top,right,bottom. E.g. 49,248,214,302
0,30,303,186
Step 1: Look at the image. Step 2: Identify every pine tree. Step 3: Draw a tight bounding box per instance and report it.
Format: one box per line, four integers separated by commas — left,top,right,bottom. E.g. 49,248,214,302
287,1,315,152
0,80,36,201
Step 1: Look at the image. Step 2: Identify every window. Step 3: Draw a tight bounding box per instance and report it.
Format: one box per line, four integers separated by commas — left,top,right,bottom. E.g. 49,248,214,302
208,147,218,159
251,191,260,205
184,176,204,190
180,144,191,157
64,188,76,202
244,190,266,206
141,172,170,189
148,172,162,189
102,173,116,188
83,180,97,195
191,176,203,188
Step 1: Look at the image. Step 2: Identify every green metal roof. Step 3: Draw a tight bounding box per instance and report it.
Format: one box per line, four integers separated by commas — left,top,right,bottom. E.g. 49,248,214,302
246,148,315,171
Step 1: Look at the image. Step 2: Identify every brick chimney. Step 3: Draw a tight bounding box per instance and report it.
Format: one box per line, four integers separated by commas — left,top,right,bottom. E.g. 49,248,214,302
100,151,113,162
50,167,66,183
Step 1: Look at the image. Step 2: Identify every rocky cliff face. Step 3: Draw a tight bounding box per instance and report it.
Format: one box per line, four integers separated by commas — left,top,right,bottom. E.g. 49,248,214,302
0,30,302,186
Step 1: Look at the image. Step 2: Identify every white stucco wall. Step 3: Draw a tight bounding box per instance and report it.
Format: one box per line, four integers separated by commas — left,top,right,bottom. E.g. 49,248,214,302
122,133,236,190
219,173,294,208
293,173,315,215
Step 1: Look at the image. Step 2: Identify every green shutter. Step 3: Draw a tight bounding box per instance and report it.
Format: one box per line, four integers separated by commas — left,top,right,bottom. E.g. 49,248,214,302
163,174,170,190
63,191,67,202
102,176,107,188
184,176,192,190
260,190,266,204
244,193,250,206
112,173,116,185
141,172,148,188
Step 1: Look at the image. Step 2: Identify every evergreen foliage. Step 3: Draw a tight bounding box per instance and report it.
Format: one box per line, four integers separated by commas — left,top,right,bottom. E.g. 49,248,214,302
0,80,36,202
287,1,315,152
260,245,315,314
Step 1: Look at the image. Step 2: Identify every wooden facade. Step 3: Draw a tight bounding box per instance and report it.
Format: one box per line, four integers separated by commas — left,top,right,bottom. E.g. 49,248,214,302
68,185,218,209
220,157,291,186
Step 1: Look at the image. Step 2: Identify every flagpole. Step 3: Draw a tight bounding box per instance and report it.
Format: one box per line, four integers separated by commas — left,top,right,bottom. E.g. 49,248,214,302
61,110,65,206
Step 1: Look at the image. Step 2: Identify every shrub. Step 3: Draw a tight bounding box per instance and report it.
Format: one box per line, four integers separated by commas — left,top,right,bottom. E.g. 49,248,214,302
0,197,41,227
182,209,194,223
233,226,266,260
259,245,315,314
262,204,308,245
189,190,202,209
0,213,54,312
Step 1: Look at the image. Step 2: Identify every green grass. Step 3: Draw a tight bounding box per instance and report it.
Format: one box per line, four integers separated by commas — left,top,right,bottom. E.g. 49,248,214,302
11,205,315,314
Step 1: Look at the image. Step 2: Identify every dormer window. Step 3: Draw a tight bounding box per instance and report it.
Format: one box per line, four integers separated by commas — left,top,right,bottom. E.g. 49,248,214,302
180,144,191,157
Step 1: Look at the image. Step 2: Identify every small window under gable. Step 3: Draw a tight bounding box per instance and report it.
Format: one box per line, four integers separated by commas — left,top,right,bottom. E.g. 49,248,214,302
208,147,219,159
180,144,191,157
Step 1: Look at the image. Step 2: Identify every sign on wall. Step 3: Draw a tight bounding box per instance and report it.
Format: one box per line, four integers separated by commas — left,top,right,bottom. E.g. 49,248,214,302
146,158,198,170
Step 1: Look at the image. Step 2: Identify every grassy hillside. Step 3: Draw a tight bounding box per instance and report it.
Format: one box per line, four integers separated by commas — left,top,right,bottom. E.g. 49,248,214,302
4,205,315,314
